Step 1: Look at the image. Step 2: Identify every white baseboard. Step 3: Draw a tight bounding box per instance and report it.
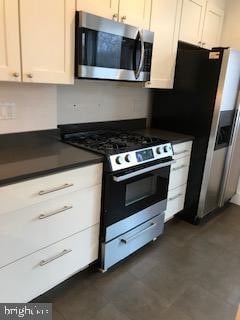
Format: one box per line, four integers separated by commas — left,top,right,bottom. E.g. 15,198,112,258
231,193,240,206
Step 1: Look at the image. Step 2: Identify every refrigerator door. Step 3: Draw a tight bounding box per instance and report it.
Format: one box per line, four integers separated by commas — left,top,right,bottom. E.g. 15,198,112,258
218,104,240,206
197,49,240,218
220,50,240,111
203,147,228,215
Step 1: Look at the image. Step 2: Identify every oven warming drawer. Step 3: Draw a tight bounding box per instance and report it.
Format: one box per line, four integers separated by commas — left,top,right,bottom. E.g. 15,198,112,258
101,212,164,271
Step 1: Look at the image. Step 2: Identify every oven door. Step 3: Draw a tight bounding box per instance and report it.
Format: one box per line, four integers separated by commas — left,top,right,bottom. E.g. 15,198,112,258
75,11,153,81
103,160,174,227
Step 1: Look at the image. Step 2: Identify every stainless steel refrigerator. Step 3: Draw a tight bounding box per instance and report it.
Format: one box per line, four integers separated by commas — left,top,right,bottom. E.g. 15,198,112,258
151,42,240,223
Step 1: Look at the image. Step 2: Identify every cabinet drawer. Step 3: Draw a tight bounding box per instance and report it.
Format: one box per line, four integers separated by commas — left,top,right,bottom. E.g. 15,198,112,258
169,156,190,190
0,225,99,303
165,184,187,222
103,213,164,271
0,164,102,215
173,141,192,160
0,185,101,268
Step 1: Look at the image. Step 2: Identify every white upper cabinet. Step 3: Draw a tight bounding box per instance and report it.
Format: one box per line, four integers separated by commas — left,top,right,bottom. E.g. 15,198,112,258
118,0,152,29
179,0,206,46
20,0,75,84
201,3,224,49
146,0,182,89
179,0,225,48
77,0,151,29
0,0,21,82
76,0,119,20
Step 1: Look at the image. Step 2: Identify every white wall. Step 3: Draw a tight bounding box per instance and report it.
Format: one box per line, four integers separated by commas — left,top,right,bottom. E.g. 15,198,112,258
0,83,57,134
58,80,151,125
221,0,240,49
0,81,150,134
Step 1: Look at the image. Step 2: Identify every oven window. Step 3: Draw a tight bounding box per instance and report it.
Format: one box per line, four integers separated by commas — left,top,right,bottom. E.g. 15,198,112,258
125,176,157,206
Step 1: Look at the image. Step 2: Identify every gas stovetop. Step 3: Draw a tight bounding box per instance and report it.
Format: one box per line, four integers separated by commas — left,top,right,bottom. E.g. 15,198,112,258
63,130,173,172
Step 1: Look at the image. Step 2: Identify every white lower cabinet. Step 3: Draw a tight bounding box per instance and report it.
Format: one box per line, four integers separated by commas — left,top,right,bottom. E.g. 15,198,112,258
0,185,101,269
0,164,102,215
165,141,192,222
0,163,103,302
165,184,187,221
172,140,192,160
0,225,99,303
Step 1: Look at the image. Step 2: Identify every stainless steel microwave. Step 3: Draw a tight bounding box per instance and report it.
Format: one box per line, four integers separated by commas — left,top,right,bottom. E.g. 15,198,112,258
75,11,154,82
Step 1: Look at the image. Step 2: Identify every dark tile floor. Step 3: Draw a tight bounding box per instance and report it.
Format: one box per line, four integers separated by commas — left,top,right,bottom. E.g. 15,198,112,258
36,204,240,320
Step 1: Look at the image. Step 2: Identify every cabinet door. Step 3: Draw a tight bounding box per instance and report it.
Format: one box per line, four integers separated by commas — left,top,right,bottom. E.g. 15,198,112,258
146,0,182,89
201,2,224,49
0,0,21,82
118,0,152,29
179,0,206,46
76,0,119,20
20,0,75,84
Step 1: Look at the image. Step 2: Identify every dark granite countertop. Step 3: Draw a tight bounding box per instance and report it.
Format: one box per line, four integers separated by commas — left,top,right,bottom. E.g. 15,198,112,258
0,130,103,187
135,128,194,144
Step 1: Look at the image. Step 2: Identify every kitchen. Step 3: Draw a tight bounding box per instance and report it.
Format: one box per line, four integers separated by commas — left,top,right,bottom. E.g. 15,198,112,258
1,0,240,319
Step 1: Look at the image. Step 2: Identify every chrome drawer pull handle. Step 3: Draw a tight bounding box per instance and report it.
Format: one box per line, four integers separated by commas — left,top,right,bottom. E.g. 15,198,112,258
169,193,183,201
174,150,189,156
120,222,157,244
172,164,187,171
39,249,72,266
38,183,74,195
39,205,73,220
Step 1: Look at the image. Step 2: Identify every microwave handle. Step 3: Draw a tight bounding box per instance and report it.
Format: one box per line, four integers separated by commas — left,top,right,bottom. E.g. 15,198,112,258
113,160,176,182
135,30,145,79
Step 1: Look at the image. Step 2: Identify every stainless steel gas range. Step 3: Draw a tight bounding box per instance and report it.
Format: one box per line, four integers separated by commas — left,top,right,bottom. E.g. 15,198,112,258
62,128,174,271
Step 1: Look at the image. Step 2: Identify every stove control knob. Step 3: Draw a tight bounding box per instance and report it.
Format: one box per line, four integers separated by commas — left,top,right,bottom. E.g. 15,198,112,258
163,145,169,153
125,154,132,162
156,147,161,154
116,156,124,165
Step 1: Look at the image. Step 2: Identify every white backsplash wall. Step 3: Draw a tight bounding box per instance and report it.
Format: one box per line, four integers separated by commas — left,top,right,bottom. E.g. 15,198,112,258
57,80,151,125
0,83,57,134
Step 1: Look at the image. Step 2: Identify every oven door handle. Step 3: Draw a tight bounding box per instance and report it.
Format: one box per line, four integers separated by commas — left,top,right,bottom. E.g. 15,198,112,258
121,222,157,244
113,160,176,182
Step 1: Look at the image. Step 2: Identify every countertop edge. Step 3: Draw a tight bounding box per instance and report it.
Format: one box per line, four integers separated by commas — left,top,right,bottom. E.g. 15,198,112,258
0,157,103,187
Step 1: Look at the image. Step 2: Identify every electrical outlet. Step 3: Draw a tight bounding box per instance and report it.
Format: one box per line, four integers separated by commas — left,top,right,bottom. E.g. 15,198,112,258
0,102,16,120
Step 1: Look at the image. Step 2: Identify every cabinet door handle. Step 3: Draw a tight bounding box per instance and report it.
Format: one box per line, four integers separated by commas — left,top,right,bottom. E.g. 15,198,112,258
39,249,72,266
198,41,202,46
112,13,118,20
169,193,183,201
120,222,157,244
174,150,189,156
38,183,74,196
121,16,127,23
202,42,206,47
38,205,73,220
172,164,187,171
